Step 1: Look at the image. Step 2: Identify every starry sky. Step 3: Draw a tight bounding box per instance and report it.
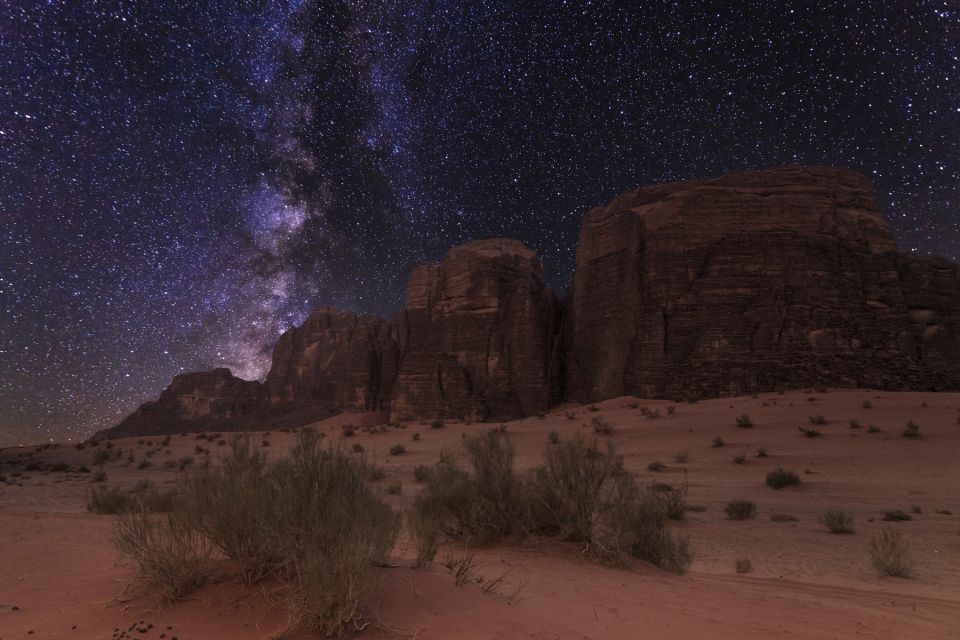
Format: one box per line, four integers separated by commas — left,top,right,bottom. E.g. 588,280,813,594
2,1,958,445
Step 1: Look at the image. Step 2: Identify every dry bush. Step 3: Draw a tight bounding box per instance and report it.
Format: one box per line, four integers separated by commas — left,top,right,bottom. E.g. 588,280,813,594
735,557,753,573
870,527,913,577
766,468,801,489
177,436,281,584
407,507,443,567
820,509,855,533
112,506,213,601
87,482,175,514
736,414,753,428
725,500,757,520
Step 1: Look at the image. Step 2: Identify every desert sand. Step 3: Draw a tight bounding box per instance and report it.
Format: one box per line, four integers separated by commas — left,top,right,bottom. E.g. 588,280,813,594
2,389,959,639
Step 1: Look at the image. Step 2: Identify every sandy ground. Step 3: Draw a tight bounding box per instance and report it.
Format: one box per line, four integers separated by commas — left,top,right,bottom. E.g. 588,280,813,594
2,389,959,639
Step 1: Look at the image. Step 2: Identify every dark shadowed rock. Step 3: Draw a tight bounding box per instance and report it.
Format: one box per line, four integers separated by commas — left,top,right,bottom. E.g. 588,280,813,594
264,307,398,412
100,368,264,438
390,239,561,421
565,165,960,401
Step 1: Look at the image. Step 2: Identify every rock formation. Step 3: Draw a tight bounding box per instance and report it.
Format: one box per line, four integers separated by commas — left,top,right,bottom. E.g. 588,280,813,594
389,239,561,421
565,165,960,400
99,165,960,438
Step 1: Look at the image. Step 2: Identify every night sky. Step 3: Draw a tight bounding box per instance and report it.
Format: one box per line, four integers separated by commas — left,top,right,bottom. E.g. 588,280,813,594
2,2,958,445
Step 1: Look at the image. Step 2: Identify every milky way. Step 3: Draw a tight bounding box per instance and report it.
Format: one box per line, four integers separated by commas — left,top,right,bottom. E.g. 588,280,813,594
2,1,958,444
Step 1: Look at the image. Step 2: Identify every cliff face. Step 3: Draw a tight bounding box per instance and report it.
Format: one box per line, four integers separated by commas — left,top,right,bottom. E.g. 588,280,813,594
264,307,398,413
565,165,960,400
389,239,561,421
100,166,960,438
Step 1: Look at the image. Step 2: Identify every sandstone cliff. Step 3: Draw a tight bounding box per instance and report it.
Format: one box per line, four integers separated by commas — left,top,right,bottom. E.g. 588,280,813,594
99,166,960,438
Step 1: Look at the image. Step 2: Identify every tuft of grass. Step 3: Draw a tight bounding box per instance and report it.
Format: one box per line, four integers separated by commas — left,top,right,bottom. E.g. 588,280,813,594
725,500,757,520
430,420,445,429
735,558,753,574
911,505,922,514
882,509,912,522
902,421,920,438
386,481,402,495
112,506,214,601
87,482,175,514
735,414,753,428
413,464,431,482
548,430,560,445
591,416,613,434
809,415,827,425
766,468,801,489
733,454,746,465
587,404,599,412
867,425,881,433
755,448,768,458
647,461,665,472
389,443,406,456
412,432,421,441
870,527,913,577
674,451,689,463
849,420,861,429
799,427,822,438
341,424,355,437
862,400,872,409
711,436,725,448
820,509,855,533
770,513,799,522
565,411,576,420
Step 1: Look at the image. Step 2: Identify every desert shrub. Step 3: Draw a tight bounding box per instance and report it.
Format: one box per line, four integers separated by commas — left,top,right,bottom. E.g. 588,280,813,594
862,400,872,409
666,405,676,415
736,414,753,428
820,509,855,533
271,433,399,633
849,420,861,429
733,454,746,465
389,443,406,456
92,470,107,483
548,430,560,444
867,425,881,433
902,421,920,438
755,448,768,458
386,481,402,495
112,506,213,601
412,464,430,482
911,505,922,514
587,404,599,412
711,436,725,448
341,424,355,437
674,451,689,463
407,507,442,567
87,483,175,514
177,456,194,471
591,416,613,434
430,420,445,429
870,527,913,577
735,558,752,573
177,437,280,584
137,459,152,470
412,431,519,545
799,427,822,438
658,485,688,521
725,500,757,520
50,461,70,472
565,411,576,420
647,461,665,472
367,465,385,480
412,432,421,441
882,509,912,522
526,434,691,573
766,468,801,489
809,415,827,425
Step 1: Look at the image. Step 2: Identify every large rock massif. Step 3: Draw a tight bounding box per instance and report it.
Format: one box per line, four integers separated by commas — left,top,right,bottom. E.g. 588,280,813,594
100,166,960,437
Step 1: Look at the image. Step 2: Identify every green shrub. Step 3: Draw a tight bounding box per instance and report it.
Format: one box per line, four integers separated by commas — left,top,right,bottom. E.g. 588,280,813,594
725,500,757,520
766,468,801,489
870,527,913,577
820,509,855,533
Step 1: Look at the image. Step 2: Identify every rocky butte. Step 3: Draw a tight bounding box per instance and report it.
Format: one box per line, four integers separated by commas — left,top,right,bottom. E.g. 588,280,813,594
99,166,960,438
